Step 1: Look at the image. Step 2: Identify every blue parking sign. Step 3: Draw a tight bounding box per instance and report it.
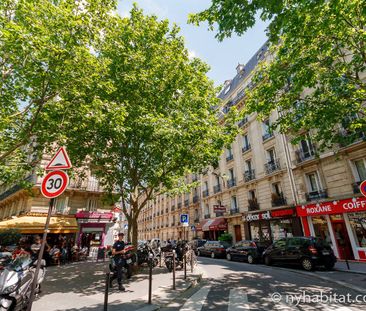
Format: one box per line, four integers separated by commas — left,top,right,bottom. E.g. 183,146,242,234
180,214,189,227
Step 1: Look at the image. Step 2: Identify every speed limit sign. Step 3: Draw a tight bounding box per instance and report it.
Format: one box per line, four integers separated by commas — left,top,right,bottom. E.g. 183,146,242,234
41,170,69,199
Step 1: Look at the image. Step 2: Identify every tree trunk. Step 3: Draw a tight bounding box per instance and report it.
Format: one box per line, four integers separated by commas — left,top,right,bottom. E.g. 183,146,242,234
127,223,132,243
131,216,139,250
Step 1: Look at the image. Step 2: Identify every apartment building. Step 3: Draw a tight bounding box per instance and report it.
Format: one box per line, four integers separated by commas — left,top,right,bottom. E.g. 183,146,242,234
0,153,115,249
137,42,366,261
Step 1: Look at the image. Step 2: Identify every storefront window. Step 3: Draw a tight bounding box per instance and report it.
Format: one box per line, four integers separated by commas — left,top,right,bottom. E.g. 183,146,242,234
250,222,260,240
348,212,366,248
270,219,294,240
312,216,332,246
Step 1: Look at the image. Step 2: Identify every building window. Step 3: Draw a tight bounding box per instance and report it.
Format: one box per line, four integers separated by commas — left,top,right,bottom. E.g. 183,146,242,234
231,196,238,211
272,183,281,196
226,146,234,161
87,198,97,212
348,212,366,247
55,197,69,214
306,172,321,192
353,159,366,181
229,168,235,180
267,148,276,163
242,134,250,152
262,119,273,141
248,190,256,200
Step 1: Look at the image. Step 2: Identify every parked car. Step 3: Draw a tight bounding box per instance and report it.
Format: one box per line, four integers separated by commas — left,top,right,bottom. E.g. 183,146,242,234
190,239,207,255
262,237,337,271
226,240,271,264
197,241,231,258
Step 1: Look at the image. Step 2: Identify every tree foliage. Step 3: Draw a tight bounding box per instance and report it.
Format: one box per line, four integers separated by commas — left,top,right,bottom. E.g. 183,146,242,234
190,0,366,147
0,0,116,184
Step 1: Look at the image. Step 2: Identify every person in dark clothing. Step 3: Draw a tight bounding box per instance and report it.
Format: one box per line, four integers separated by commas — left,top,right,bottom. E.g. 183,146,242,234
110,233,126,291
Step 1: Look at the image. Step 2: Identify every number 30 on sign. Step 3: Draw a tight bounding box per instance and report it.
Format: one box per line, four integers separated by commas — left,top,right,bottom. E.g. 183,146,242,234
41,170,69,199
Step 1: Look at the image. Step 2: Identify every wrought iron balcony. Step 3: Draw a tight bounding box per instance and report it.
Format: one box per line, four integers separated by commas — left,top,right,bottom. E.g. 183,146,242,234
184,199,189,207
0,174,34,201
226,154,234,162
295,148,316,163
265,159,281,175
352,181,362,194
238,117,248,127
271,193,287,207
193,195,199,203
305,189,328,202
244,170,255,182
262,132,274,141
202,189,209,197
204,214,211,219
213,184,221,193
248,199,260,211
242,144,251,153
230,208,240,215
227,178,236,188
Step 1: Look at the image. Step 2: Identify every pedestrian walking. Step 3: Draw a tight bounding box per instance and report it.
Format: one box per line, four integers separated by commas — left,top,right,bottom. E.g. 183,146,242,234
110,233,126,291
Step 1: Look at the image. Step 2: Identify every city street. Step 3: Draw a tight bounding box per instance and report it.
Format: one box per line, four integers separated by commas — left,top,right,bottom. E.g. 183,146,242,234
162,257,366,311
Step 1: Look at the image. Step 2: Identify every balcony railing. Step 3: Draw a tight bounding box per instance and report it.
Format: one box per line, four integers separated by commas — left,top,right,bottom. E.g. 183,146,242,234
184,199,189,207
69,178,103,192
204,214,210,219
242,144,251,153
262,132,274,141
248,199,260,211
352,181,362,194
193,195,199,203
305,189,328,202
226,154,234,162
202,189,209,197
213,184,221,193
265,159,281,175
271,193,287,207
244,170,255,182
295,148,316,163
227,178,236,188
230,208,240,215
238,117,249,127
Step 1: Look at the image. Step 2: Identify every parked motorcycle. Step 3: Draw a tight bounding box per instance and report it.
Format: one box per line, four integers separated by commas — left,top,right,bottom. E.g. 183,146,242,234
163,241,188,272
136,243,158,267
0,253,12,274
0,255,46,311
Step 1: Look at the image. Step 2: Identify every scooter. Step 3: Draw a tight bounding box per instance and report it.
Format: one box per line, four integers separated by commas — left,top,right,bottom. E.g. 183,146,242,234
0,255,46,311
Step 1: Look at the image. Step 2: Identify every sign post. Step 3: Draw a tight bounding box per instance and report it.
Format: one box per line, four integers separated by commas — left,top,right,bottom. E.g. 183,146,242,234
27,147,71,311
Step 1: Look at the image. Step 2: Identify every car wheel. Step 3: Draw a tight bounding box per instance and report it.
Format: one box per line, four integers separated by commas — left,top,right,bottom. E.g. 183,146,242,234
211,252,215,259
247,255,255,264
264,255,272,266
226,253,232,261
197,250,201,257
301,258,314,271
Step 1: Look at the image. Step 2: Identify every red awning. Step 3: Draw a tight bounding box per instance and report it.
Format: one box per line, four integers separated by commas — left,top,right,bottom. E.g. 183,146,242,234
208,218,227,231
196,219,209,232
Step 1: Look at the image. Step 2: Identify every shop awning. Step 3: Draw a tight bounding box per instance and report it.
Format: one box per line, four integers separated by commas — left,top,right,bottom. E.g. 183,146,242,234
196,219,209,232
208,218,227,231
0,215,78,234
202,219,216,231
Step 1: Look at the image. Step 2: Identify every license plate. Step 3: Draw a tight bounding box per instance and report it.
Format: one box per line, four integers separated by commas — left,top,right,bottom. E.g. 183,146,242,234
322,251,330,255
126,259,132,264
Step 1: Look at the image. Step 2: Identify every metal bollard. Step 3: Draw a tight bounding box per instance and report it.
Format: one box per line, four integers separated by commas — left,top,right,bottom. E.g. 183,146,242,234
172,250,176,290
184,253,187,280
191,251,194,273
104,272,110,311
148,253,153,304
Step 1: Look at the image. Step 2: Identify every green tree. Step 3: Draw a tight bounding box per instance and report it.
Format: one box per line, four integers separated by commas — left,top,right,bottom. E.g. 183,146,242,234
57,7,237,247
190,0,366,147
0,0,116,185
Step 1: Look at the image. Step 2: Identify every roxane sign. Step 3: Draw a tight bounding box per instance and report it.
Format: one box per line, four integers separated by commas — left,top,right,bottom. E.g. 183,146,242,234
41,170,69,199
296,197,366,217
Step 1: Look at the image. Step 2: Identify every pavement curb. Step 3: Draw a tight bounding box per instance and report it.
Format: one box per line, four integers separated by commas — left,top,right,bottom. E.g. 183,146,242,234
334,268,366,275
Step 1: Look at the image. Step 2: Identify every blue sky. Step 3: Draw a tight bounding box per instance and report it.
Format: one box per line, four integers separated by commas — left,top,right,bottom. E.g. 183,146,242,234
117,0,269,87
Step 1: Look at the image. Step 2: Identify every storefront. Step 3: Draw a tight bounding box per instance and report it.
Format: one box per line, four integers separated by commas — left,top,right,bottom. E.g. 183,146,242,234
296,196,366,261
243,207,302,242
75,211,113,249
196,218,228,240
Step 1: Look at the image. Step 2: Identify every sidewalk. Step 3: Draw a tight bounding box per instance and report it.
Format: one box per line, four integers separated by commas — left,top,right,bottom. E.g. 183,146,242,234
335,260,366,274
33,260,203,311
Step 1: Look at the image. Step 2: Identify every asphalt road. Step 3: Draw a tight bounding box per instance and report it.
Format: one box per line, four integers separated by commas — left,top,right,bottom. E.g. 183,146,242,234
162,257,366,311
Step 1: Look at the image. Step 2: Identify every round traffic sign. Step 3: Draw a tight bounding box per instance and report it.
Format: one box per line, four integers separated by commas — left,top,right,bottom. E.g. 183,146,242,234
360,180,366,197
41,170,69,199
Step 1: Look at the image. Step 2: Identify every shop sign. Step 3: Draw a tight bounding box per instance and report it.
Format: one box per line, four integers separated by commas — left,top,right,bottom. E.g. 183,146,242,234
243,210,271,222
271,208,295,218
296,197,366,217
75,211,113,219
213,205,226,213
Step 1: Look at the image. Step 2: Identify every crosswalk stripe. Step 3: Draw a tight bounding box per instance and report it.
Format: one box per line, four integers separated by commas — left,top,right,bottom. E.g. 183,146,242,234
228,289,250,311
180,286,211,311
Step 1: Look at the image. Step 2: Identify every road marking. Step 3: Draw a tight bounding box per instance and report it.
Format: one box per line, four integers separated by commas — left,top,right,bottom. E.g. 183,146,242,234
180,286,211,311
228,289,250,311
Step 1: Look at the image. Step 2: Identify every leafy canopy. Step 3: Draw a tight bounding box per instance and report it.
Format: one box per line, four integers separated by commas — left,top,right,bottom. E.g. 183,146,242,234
190,0,366,147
